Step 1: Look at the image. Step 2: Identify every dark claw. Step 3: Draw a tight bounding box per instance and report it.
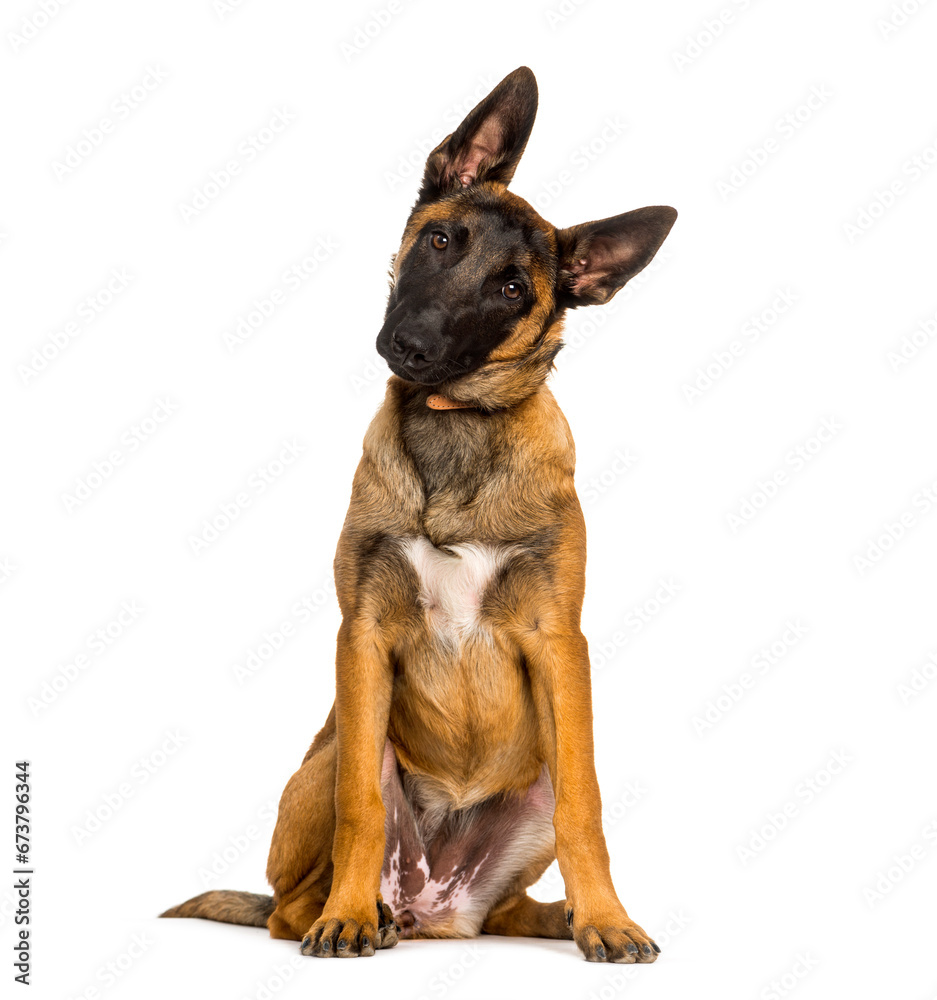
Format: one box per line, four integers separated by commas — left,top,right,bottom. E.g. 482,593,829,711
627,943,638,955
566,908,574,927
301,935,311,951
337,939,348,950
643,944,652,956
595,944,606,960
320,939,330,952
361,936,370,949
651,941,661,954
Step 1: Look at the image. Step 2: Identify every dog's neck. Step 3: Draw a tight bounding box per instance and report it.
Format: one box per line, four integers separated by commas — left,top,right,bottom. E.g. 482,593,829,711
412,330,565,414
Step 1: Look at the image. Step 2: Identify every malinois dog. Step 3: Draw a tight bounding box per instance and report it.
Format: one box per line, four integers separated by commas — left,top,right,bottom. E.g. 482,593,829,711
162,66,676,963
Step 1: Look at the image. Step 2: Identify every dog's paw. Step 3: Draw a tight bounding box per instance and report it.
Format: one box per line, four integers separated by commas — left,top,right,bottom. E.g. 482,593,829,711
300,899,399,957
567,906,660,964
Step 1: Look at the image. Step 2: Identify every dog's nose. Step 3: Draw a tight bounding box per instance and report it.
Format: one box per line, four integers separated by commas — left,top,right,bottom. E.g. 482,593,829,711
392,330,435,372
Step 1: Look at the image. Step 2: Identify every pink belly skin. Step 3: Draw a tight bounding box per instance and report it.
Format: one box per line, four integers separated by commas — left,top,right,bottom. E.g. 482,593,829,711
378,740,556,938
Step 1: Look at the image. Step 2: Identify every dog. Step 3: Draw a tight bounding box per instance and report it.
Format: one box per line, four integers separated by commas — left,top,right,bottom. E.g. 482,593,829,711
161,66,676,963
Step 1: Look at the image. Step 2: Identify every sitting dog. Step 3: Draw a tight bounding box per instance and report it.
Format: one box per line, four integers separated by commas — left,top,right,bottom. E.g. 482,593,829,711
162,66,676,964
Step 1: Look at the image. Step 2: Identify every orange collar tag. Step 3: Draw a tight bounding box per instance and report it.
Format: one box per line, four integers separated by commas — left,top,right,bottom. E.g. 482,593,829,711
426,394,475,411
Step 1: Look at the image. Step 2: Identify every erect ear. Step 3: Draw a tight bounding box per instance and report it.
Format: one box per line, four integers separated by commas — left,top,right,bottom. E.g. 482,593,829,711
555,206,677,308
416,66,538,204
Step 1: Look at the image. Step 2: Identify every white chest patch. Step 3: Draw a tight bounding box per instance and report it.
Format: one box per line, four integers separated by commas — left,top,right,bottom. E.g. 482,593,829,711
398,537,516,643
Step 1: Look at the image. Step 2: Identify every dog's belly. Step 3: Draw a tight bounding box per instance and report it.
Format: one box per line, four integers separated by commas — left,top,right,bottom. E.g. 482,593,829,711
379,539,554,935
378,739,555,939
389,535,543,804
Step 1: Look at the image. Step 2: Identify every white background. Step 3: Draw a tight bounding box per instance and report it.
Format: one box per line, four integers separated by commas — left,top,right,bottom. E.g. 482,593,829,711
3,1,937,998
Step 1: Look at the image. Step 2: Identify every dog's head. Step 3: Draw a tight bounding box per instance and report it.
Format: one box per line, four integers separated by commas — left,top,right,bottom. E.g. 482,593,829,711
376,67,676,409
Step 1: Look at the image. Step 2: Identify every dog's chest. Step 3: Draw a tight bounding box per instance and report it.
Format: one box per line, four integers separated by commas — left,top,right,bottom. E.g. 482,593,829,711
398,536,515,642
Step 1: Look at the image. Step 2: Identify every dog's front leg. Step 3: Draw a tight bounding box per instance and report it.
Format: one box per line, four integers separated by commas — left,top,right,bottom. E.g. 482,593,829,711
300,617,396,958
518,622,660,964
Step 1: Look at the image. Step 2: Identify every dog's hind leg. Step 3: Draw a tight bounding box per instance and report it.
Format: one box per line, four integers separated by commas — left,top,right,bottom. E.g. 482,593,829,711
482,894,572,939
265,731,337,941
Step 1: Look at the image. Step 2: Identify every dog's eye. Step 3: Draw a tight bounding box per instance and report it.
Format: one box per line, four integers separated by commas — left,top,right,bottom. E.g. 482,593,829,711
430,232,448,250
502,281,523,300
